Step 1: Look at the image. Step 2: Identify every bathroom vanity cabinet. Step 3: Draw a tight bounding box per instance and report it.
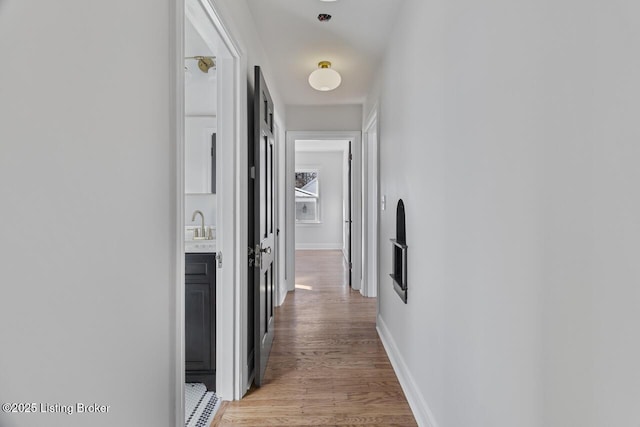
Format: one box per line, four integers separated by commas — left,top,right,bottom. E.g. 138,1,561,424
185,253,216,391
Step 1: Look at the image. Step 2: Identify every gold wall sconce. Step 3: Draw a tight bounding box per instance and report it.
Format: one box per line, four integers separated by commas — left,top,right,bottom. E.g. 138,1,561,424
185,56,216,73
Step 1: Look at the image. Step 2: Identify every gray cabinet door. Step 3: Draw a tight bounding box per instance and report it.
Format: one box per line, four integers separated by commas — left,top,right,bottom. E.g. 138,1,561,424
185,253,216,390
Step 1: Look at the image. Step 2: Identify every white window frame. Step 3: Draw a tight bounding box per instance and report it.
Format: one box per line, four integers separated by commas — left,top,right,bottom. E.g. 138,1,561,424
295,168,321,224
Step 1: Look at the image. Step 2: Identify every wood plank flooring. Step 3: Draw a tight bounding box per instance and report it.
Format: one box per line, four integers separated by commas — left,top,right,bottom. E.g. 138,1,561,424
214,250,416,426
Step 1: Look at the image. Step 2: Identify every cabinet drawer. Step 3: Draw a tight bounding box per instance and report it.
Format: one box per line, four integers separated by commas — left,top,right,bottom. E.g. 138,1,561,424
185,253,215,279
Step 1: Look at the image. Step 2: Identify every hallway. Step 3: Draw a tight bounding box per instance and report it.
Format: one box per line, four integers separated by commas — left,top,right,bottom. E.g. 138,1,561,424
215,250,416,425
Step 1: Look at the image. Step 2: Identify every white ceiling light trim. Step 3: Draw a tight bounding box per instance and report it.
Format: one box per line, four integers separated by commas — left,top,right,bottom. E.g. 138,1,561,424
308,61,342,91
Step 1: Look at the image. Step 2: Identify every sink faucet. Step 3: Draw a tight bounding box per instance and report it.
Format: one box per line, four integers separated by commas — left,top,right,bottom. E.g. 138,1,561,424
191,210,205,238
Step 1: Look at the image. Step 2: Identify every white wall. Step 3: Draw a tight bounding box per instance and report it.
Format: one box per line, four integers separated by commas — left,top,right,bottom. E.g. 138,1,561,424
0,1,175,426
185,77,217,116
538,2,640,424
295,150,344,250
286,104,362,131
368,1,640,426
185,194,216,228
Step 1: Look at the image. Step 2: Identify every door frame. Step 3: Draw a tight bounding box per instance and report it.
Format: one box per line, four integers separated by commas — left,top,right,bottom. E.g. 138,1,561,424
285,131,363,293
273,120,287,307
363,107,379,298
173,0,243,424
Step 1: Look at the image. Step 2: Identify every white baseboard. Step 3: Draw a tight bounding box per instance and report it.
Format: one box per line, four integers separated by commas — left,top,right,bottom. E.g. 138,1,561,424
295,243,342,250
277,281,288,307
376,315,439,427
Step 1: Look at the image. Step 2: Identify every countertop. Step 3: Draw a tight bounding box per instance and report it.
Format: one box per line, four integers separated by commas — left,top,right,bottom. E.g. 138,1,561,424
185,239,216,253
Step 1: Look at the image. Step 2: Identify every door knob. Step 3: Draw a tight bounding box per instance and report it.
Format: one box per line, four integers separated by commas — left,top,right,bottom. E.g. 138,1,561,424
261,246,272,254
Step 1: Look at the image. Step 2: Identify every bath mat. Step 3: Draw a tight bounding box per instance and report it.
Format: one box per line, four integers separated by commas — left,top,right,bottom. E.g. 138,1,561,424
185,383,221,427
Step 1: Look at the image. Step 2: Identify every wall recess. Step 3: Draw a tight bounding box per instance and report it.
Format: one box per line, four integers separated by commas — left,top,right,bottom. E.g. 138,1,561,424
390,199,407,303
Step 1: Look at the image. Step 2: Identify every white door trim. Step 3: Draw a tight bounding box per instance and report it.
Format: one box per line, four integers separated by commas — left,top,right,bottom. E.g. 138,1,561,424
174,1,243,424
363,106,379,298
272,117,288,307
285,131,363,293
195,0,243,402
171,1,185,424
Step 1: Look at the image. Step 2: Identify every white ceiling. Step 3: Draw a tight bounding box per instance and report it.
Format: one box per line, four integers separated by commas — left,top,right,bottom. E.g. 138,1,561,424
245,0,404,106
185,14,214,59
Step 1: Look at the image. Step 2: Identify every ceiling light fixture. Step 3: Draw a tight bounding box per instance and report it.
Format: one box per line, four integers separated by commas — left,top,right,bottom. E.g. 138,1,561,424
184,56,216,73
308,61,341,92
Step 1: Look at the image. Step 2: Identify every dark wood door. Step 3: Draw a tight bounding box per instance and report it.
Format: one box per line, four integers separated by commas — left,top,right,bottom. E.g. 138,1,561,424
250,66,275,387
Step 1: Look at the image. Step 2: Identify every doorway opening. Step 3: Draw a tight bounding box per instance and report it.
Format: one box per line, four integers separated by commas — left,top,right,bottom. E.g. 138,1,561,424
294,140,351,285
175,0,242,424
285,132,363,295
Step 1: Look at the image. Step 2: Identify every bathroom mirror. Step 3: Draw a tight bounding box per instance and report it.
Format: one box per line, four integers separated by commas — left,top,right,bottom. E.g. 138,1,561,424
185,116,216,194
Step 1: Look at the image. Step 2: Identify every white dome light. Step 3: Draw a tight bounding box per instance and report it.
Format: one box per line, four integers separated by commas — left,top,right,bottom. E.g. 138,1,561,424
308,61,342,92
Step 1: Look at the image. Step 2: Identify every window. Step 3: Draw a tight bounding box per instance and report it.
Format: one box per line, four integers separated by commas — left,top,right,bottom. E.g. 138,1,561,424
295,169,320,223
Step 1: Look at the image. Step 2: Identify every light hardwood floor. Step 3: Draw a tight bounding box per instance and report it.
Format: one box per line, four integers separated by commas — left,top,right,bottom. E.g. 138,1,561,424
213,250,417,426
